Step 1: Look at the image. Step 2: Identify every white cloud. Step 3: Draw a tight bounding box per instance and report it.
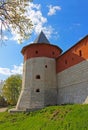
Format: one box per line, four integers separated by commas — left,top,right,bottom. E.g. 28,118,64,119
0,21,7,31
11,63,23,75
11,2,53,42
41,26,54,38
24,3,55,39
0,68,11,76
0,35,8,45
0,63,23,76
10,2,59,42
47,5,61,16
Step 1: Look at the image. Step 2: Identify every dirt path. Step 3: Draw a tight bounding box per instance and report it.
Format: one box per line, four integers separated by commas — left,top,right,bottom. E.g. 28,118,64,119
0,107,7,112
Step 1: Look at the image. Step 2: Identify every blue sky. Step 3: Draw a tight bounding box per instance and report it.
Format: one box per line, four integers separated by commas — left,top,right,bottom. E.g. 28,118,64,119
0,0,88,80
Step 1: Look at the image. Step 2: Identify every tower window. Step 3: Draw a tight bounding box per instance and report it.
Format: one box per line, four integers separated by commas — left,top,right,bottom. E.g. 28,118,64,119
36,89,40,92
35,50,38,54
79,50,82,56
36,75,40,79
45,65,47,68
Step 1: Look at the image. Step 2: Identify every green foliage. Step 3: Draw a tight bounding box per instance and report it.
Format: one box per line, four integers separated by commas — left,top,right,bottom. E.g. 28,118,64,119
0,95,8,107
0,0,33,43
2,75,22,105
0,104,88,130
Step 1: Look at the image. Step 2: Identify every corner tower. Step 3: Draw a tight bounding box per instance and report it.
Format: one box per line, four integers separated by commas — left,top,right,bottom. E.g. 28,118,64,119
16,31,62,111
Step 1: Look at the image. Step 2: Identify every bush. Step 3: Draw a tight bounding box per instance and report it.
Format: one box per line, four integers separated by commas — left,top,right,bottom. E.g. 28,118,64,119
2,75,22,105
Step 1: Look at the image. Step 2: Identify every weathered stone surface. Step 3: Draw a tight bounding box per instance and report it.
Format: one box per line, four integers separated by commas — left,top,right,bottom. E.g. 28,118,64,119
16,57,57,111
57,60,88,104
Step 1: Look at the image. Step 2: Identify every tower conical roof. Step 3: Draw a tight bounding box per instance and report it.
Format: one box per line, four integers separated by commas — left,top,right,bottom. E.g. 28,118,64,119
34,31,50,44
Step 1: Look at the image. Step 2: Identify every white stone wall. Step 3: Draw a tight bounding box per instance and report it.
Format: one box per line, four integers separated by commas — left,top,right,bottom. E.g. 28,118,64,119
57,60,88,104
16,57,57,111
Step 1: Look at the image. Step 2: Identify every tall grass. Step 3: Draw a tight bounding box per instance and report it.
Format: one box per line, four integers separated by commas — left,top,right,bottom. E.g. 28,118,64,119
0,104,88,130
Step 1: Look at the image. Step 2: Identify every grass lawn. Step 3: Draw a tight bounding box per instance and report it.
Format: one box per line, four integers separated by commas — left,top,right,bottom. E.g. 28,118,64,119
0,104,88,130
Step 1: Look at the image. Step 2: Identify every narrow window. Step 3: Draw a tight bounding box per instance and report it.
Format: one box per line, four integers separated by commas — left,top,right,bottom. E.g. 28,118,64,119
36,75,40,79
36,89,40,92
79,50,82,56
35,50,38,54
45,65,47,68
65,60,67,64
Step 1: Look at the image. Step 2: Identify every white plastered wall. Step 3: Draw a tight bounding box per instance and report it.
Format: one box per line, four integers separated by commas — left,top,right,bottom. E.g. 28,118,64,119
57,60,88,104
16,57,57,111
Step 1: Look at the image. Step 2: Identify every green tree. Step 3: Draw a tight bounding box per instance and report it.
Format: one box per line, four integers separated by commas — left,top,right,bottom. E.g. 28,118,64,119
0,0,33,43
2,75,22,105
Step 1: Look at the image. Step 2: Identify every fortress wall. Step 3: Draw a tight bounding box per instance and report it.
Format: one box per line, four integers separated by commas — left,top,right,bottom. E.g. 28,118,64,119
56,35,88,73
57,60,88,105
16,57,57,110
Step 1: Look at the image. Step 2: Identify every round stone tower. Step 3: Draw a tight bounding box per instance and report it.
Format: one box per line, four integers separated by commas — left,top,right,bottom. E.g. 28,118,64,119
16,31,62,111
